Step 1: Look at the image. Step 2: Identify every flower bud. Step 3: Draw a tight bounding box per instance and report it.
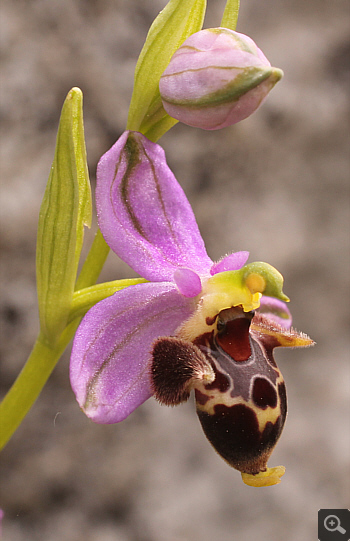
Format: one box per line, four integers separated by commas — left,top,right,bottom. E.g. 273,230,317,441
159,28,283,130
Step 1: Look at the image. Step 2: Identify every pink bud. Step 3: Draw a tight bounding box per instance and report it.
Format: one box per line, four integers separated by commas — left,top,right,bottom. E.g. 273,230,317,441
159,28,283,130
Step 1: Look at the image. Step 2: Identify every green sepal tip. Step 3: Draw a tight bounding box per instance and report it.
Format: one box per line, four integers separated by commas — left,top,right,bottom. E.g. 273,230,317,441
36,87,92,346
221,0,240,31
126,0,207,142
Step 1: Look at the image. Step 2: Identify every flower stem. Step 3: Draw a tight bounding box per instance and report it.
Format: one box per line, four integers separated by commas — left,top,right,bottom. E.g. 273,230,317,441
0,228,110,450
0,322,79,451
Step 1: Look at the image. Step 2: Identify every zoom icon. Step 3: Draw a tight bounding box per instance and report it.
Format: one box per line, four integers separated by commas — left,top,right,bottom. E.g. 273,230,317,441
318,509,350,541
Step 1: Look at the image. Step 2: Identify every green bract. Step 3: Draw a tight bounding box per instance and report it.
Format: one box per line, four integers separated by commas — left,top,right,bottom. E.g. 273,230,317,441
69,278,148,323
221,0,240,30
126,0,207,142
36,87,92,346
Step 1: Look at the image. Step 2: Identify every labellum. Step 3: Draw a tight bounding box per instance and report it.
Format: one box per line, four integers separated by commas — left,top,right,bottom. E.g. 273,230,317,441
151,305,314,487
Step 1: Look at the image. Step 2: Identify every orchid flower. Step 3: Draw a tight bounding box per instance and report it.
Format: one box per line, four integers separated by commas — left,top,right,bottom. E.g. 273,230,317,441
70,131,313,486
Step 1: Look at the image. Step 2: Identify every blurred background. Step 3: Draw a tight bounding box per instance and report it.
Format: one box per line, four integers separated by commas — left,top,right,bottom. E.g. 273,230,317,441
1,1,349,540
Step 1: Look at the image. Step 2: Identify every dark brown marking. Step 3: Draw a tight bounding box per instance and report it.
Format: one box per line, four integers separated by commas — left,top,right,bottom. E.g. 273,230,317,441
277,380,287,420
195,389,211,406
252,377,278,409
196,402,285,474
197,403,260,472
260,415,284,451
206,314,218,326
193,330,214,349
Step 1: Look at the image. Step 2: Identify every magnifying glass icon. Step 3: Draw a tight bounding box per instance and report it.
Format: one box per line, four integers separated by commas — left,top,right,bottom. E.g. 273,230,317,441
324,515,346,534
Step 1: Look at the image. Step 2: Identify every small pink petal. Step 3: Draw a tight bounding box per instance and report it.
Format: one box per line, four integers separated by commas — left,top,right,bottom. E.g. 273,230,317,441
257,296,292,329
210,251,249,275
173,268,202,297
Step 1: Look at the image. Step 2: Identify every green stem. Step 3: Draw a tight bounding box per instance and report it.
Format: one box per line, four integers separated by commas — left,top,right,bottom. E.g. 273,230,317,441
0,228,110,450
0,322,79,451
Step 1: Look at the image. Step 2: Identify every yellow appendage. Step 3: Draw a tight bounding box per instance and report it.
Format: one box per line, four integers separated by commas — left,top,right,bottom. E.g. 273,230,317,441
241,466,286,487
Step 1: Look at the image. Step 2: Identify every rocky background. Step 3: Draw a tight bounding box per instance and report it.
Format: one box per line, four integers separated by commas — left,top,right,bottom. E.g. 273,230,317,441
1,1,349,540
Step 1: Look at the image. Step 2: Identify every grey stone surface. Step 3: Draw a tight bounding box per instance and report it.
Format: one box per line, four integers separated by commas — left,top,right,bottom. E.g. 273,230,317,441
1,1,349,540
